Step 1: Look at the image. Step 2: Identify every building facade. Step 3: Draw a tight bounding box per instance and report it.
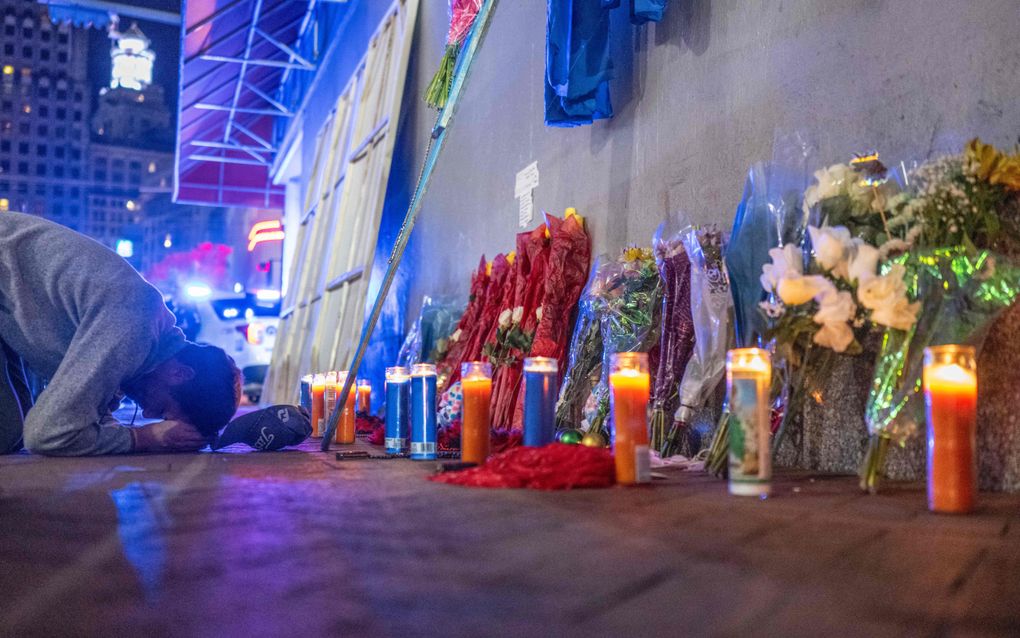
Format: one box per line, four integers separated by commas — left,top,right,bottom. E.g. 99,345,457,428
0,1,225,273
0,2,88,229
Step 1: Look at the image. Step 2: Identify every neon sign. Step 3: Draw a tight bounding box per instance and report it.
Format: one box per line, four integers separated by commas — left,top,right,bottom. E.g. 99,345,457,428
248,220,285,251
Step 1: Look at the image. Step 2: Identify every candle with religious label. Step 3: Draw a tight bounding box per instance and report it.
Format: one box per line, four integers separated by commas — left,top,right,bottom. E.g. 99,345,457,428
726,348,772,497
324,371,338,423
461,361,493,464
385,366,410,453
299,374,313,413
924,345,978,514
410,363,438,460
523,357,558,446
609,352,651,485
357,379,372,414
310,374,325,438
334,371,357,444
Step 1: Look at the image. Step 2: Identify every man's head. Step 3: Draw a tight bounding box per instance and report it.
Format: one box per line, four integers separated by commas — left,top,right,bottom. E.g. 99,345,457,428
124,343,242,437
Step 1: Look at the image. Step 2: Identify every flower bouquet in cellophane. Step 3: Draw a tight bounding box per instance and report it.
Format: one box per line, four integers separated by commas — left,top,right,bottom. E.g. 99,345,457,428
556,247,662,441
860,139,1020,492
666,225,730,458
424,0,482,109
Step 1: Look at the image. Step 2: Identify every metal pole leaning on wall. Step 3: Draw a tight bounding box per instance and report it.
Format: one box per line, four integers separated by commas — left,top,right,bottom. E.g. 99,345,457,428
321,0,500,450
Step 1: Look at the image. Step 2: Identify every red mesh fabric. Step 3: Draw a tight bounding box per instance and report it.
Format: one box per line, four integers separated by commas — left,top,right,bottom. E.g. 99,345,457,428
429,443,614,490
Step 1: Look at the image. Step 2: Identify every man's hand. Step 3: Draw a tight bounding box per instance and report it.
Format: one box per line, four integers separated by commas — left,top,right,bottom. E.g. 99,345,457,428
131,420,211,453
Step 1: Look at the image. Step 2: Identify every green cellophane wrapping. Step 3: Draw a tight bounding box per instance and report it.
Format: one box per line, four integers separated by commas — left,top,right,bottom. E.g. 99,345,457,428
861,248,1020,492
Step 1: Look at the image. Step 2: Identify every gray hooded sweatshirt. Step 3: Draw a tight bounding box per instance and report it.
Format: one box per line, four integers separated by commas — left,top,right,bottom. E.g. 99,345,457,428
0,212,185,455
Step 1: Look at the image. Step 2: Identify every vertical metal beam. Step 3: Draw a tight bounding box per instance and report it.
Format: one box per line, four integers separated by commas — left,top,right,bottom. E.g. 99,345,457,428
321,0,500,450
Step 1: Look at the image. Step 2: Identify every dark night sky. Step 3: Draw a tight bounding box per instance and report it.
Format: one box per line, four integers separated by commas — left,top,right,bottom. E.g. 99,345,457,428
84,0,183,124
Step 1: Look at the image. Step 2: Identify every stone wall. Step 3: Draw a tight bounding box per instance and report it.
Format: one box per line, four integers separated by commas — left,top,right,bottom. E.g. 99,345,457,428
394,0,1020,310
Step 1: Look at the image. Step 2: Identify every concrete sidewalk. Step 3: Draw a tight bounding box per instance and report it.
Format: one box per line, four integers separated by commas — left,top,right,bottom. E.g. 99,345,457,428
0,440,1017,637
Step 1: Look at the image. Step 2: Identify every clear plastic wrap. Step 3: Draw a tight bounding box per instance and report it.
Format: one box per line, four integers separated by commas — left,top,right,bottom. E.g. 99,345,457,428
648,220,696,455
588,249,663,436
555,248,662,435
397,296,464,368
555,256,606,431
674,226,730,428
708,132,814,475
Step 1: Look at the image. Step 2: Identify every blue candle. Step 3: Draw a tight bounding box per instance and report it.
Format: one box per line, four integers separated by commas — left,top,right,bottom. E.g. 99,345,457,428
523,357,558,446
385,366,410,454
299,374,312,413
410,363,438,460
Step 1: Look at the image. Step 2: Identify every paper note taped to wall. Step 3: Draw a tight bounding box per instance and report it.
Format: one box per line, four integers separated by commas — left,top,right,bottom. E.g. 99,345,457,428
515,161,539,198
519,190,534,228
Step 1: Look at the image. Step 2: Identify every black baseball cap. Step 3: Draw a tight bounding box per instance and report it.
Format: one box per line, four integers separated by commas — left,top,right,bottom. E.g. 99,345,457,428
212,405,312,451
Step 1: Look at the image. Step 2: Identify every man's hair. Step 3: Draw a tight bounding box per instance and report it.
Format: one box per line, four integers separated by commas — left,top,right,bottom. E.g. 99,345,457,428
170,343,242,437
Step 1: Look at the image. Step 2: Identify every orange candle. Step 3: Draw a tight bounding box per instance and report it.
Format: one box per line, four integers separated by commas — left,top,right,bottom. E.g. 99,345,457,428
609,352,651,485
357,380,372,414
310,374,325,438
924,345,978,514
461,362,492,464
324,371,338,424
335,371,357,444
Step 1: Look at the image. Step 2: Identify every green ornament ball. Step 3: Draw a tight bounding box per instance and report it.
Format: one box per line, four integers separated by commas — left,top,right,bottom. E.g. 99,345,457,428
558,429,583,445
580,432,607,448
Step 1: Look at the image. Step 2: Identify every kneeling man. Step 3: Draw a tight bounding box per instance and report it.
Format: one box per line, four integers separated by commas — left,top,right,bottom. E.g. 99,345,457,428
0,212,240,455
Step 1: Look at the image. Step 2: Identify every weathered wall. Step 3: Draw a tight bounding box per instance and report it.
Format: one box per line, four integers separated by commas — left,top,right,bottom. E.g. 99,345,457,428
393,0,1020,317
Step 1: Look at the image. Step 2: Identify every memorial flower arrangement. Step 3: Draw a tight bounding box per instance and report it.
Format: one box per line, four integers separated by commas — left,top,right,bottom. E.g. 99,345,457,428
556,246,661,439
760,225,920,356
668,226,730,459
433,211,590,436
760,224,921,455
861,139,1020,492
648,224,696,456
424,0,483,109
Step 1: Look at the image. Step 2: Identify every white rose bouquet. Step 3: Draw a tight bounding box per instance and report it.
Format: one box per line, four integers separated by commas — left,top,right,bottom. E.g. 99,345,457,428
760,224,920,457
760,225,920,357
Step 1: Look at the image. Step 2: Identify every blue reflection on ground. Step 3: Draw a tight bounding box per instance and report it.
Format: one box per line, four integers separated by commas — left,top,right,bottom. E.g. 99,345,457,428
110,482,171,600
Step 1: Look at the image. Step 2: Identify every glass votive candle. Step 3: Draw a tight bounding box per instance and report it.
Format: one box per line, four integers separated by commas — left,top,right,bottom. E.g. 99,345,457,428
357,379,372,414
310,373,325,438
523,357,558,446
334,371,356,445
924,345,978,514
385,366,410,454
609,352,650,485
299,374,313,414
410,363,438,460
726,348,772,497
461,362,493,464
324,371,338,423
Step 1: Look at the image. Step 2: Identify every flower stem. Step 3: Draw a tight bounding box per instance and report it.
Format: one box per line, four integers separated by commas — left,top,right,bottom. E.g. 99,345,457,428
705,410,730,477
859,434,890,494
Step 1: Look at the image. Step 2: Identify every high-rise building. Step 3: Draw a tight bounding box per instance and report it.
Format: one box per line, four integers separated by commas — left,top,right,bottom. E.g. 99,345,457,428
92,22,171,147
0,2,226,274
0,2,89,230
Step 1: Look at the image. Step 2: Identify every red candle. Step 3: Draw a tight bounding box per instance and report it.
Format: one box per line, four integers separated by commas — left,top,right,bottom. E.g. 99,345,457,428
310,374,325,438
924,345,978,514
609,352,650,485
461,362,492,464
